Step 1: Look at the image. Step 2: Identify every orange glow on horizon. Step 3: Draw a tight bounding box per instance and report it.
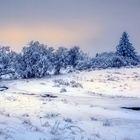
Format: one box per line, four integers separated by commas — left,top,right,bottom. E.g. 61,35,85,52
0,23,101,51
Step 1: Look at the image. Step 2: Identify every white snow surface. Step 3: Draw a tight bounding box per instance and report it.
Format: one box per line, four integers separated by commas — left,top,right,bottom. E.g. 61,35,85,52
0,67,140,140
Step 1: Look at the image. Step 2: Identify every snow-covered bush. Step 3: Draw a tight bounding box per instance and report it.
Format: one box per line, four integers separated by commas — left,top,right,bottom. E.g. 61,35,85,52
44,113,60,119
111,55,127,68
67,46,81,68
102,119,112,126
53,47,69,75
0,46,17,79
91,52,127,69
60,88,67,93
54,79,70,86
63,118,73,123
67,46,88,70
75,56,92,70
54,79,83,88
16,41,54,78
70,80,83,88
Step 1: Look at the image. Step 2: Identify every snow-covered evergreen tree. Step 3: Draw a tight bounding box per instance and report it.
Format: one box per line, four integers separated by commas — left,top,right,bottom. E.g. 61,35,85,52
116,32,137,60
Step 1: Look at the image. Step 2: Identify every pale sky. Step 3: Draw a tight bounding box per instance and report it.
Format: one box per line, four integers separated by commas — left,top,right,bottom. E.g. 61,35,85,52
0,0,140,56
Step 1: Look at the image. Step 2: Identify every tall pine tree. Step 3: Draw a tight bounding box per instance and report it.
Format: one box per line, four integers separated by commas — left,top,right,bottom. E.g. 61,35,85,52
116,32,137,60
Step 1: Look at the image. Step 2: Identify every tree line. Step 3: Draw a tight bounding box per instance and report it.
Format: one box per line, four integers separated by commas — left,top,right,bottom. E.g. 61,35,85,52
0,32,139,79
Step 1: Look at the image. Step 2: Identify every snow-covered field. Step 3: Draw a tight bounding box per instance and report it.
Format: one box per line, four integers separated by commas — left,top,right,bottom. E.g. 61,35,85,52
0,67,140,140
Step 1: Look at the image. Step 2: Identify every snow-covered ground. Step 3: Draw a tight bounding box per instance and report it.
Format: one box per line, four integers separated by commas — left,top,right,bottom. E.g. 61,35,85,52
0,67,140,140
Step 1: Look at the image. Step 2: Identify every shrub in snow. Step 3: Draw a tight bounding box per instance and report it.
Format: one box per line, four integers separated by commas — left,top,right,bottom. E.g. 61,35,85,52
22,113,29,117
90,117,98,121
63,118,73,123
103,119,111,126
70,80,83,88
111,55,127,68
91,52,127,69
50,121,84,140
60,88,67,93
22,119,32,125
53,79,70,86
22,119,40,132
67,46,88,70
91,52,111,69
89,79,94,82
54,79,83,88
61,98,68,104
44,113,60,119
75,57,92,70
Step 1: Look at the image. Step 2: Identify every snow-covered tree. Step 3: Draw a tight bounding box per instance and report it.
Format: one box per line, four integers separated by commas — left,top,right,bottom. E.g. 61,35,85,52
0,46,17,77
17,41,54,78
67,46,80,68
76,58,91,70
116,32,137,60
67,46,87,70
53,47,69,75
0,31,139,79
